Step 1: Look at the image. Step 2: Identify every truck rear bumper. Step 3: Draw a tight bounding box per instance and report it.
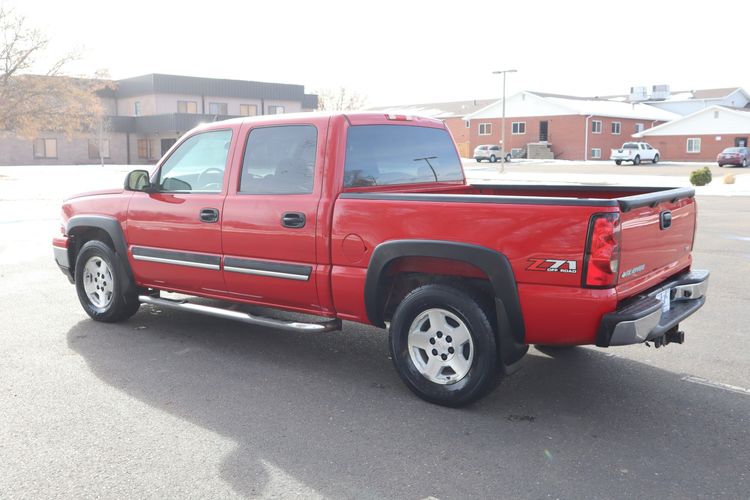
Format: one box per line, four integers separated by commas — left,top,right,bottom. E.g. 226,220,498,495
596,269,709,347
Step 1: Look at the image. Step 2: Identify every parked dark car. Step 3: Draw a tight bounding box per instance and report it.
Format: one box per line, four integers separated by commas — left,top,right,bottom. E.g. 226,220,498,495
717,147,749,167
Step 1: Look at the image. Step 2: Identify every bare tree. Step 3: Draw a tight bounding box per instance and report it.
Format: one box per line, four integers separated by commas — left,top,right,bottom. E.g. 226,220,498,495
315,87,367,111
0,6,109,139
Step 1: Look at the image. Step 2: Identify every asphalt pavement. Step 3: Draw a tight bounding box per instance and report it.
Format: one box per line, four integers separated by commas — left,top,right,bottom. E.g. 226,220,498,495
0,165,748,499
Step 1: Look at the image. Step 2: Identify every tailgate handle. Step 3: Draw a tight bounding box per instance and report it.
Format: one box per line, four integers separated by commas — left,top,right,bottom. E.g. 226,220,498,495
660,211,672,230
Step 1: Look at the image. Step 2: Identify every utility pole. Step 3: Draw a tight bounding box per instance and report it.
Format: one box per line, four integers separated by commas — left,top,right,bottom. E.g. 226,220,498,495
492,69,517,173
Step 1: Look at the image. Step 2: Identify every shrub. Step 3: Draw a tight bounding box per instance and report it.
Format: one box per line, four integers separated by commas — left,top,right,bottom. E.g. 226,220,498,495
689,167,712,186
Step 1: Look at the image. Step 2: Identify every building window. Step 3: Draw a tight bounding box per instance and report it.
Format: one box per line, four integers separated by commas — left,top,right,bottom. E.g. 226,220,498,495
208,102,228,115
464,121,470,128
478,123,492,135
714,110,720,119
268,105,285,115
635,123,644,133
240,104,258,116
687,138,701,153
33,138,57,159
134,101,141,116
611,122,621,135
511,122,526,135
178,100,198,114
591,148,602,159
137,139,151,160
88,139,111,159
592,120,602,134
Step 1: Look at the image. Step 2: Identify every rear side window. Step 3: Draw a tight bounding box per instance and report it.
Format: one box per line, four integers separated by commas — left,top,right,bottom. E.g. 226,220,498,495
344,125,463,187
240,125,317,194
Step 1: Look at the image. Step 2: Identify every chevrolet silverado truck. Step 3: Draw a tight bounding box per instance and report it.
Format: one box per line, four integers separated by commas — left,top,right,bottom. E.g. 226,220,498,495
611,142,660,165
53,112,708,407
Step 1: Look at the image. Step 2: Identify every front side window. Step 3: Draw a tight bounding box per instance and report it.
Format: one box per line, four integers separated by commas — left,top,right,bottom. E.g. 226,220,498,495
344,125,463,187
687,138,701,153
511,122,526,134
240,125,317,194
478,123,492,135
592,120,602,134
208,102,228,115
158,130,232,192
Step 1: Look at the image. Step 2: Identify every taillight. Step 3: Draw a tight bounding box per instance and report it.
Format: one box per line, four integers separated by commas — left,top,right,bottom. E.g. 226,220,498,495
583,213,621,288
385,114,413,121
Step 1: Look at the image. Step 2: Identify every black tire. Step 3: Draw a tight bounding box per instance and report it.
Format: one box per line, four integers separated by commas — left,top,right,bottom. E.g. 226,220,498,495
489,155,497,163
743,158,748,168
633,155,641,165
389,284,501,407
74,240,141,322
505,153,512,163
615,160,622,166
475,158,481,163
652,154,659,164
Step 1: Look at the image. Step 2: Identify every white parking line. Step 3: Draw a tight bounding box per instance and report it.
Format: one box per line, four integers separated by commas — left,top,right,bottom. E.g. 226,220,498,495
682,375,750,396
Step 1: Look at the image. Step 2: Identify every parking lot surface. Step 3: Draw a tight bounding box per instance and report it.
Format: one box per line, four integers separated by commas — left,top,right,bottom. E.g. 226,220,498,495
1,165,748,499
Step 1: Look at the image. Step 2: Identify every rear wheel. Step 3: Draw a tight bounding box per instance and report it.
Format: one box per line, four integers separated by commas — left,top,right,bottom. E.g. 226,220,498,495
389,284,501,407
75,240,140,322
652,154,659,164
489,155,497,163
615,160,622,166
633,155,641,165
743,158,748,168
505,153,512,162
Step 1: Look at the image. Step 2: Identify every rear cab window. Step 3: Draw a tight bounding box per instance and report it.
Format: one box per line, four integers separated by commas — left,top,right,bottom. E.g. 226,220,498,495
344,125,463,188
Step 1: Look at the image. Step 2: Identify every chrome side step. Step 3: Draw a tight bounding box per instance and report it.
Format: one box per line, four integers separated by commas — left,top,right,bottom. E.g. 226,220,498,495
138,295,342,333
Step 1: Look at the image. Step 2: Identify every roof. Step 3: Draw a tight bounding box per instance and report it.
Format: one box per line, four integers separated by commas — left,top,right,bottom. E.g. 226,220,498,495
465,91,680,121
635,105,750,137
368,99,497,119
597,87,746,103
115,73,314,102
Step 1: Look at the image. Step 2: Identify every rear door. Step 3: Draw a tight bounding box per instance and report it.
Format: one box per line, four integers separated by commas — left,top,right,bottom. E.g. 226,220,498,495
220,118,329,314
126,128,235,294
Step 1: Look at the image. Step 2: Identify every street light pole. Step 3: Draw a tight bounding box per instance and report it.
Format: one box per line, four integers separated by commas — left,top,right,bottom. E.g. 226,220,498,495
492,69,517,173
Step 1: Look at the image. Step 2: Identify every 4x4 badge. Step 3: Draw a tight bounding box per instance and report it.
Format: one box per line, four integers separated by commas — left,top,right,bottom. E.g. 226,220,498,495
526,259,577,274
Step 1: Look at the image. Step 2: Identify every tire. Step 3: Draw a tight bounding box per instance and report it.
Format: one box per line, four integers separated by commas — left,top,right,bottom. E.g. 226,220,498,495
633,155,641,165
652,154,659,164
475,158,482,163
389,284,501,407
615,160,622,166
489,155,497,163
505,154,512,163
74,240,141,322
743,158,748,168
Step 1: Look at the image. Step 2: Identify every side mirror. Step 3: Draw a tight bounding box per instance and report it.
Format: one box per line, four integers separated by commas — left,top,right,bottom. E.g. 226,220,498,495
124,170,154,192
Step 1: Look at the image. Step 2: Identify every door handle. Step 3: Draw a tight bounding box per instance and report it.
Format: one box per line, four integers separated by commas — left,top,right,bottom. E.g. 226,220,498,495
200,208,220,223
281,212,306,228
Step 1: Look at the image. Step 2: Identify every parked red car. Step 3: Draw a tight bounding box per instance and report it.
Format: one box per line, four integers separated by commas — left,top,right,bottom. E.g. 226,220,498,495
717,147,749,167
53,112,709,406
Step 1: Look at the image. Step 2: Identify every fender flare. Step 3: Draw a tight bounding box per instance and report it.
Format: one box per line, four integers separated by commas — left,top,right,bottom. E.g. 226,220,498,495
364,240,527,368
66,215,136,291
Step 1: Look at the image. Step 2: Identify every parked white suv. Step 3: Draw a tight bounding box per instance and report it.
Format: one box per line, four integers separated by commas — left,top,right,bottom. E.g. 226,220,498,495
474,144,511,163
610,142,660,165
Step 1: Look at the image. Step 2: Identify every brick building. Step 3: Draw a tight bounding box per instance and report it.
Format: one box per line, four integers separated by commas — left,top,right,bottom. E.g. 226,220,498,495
0,74,318,166
635,106,750,161
465,91,679,160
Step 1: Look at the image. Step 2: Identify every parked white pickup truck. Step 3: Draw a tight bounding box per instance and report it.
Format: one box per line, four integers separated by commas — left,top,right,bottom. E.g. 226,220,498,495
611,142,660,165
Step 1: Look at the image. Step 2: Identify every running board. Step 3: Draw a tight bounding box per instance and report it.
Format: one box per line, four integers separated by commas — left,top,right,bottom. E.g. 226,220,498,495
138,295,342,333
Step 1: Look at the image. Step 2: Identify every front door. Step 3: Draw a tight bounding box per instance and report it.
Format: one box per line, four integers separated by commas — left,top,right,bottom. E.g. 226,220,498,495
220,120,327,314
126,128,235,295
539,121,549,142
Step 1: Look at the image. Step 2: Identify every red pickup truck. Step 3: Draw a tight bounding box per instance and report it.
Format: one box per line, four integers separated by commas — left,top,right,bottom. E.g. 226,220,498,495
53,112,709,406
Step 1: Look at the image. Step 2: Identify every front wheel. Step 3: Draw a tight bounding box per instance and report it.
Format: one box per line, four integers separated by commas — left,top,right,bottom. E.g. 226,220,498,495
74,240,141,322
652,154,659,164
389,284,501,407
615,160,622,166
489,155,497,163
633,155,641,165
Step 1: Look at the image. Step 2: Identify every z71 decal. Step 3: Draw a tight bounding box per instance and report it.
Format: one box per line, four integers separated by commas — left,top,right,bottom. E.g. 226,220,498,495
526,259,578,274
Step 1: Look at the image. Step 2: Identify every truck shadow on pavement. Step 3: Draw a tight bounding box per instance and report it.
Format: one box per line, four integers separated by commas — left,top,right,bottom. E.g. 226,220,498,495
67,306,749,500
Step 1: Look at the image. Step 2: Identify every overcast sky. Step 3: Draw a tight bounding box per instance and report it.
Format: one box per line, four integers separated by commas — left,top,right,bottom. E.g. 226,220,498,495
9,0,750,106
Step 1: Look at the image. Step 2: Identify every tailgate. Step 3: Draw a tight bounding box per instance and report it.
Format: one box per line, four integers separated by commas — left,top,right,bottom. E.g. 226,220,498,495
615,189,696,299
